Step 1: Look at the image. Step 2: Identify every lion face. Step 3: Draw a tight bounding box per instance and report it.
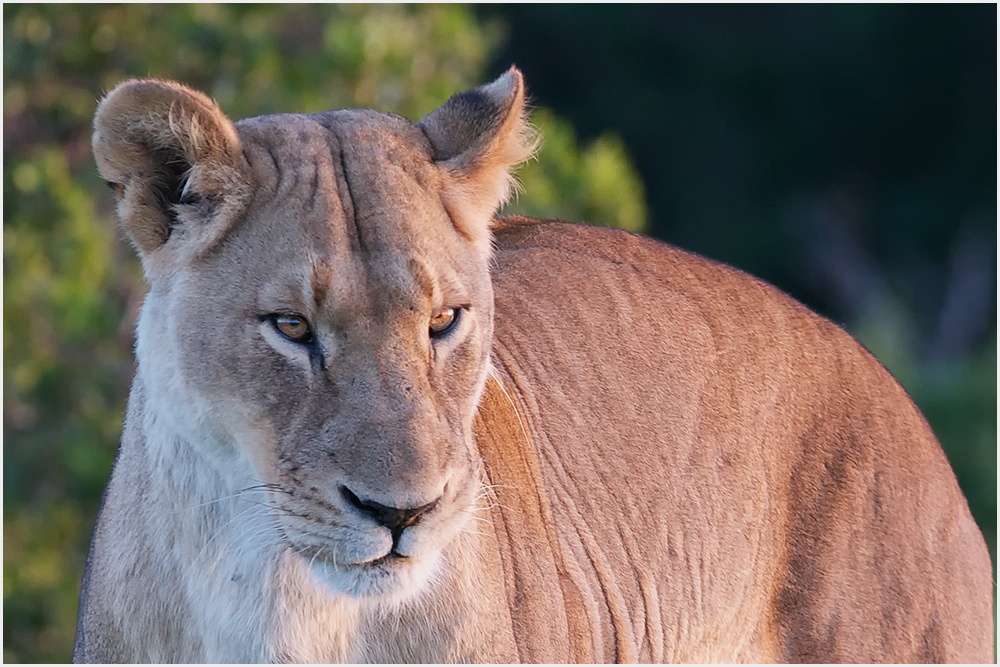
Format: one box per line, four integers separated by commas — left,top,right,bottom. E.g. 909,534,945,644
94,73,533,599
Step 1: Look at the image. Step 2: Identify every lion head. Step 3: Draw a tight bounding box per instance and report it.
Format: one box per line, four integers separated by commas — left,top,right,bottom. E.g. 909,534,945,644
92,69,536,600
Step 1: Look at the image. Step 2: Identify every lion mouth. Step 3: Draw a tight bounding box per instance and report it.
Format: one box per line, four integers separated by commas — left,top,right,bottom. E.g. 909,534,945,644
359,551,406,567
297,543,411,571
297,543,440,600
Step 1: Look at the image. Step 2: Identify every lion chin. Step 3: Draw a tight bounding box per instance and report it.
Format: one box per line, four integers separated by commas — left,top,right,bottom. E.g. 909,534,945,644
302,547,443,602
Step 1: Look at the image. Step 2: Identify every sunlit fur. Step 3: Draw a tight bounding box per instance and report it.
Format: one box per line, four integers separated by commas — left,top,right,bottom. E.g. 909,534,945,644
76,69,994,664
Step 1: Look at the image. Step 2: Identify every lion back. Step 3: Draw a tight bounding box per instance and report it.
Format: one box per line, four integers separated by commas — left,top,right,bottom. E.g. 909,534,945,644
480,216,993,663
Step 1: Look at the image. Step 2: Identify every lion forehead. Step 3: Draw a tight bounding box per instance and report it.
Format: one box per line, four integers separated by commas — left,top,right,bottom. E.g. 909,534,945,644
232,111,456,268
235,110,436,202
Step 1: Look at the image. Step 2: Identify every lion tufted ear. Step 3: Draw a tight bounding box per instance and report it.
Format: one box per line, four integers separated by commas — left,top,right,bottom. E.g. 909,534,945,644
92,79,249,261
419,67,538,251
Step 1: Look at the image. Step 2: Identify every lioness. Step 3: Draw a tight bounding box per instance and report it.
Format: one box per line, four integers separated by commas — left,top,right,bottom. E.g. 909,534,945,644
75,68,992,663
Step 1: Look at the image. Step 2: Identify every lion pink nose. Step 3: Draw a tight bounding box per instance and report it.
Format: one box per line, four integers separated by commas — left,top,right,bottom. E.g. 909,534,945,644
340,486,439,542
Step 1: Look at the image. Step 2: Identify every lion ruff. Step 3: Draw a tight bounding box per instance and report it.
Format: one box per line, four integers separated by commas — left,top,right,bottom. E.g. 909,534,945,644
75,69,992,663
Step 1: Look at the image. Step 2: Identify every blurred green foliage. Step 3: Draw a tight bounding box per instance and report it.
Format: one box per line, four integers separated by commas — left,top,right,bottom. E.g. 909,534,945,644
511,109,648,233
3,5,646,662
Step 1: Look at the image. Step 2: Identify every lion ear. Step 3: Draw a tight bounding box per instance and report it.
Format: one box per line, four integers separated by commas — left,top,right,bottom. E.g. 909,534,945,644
419,67,537,250
92,79,248,260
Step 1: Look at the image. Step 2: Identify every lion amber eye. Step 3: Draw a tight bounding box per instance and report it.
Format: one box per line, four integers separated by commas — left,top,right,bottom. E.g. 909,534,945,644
429,307,458,337
272,314,312,343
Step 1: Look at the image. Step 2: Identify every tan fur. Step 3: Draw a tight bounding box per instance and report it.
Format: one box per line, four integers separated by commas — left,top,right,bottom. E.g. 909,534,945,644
76,70,993,663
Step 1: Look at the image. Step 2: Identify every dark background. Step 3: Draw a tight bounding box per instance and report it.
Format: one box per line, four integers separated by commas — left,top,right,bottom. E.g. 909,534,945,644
4,5,995,661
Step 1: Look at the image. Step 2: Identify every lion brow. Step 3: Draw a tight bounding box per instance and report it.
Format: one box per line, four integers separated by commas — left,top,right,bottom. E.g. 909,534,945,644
310,259,336,312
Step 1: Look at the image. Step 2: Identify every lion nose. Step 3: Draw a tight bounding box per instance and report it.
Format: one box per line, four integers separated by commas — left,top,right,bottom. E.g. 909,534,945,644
340,486,439,541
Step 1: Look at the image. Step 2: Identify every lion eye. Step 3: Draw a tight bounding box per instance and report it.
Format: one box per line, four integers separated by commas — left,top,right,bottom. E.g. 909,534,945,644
429,307,458,338
271,313,313,344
